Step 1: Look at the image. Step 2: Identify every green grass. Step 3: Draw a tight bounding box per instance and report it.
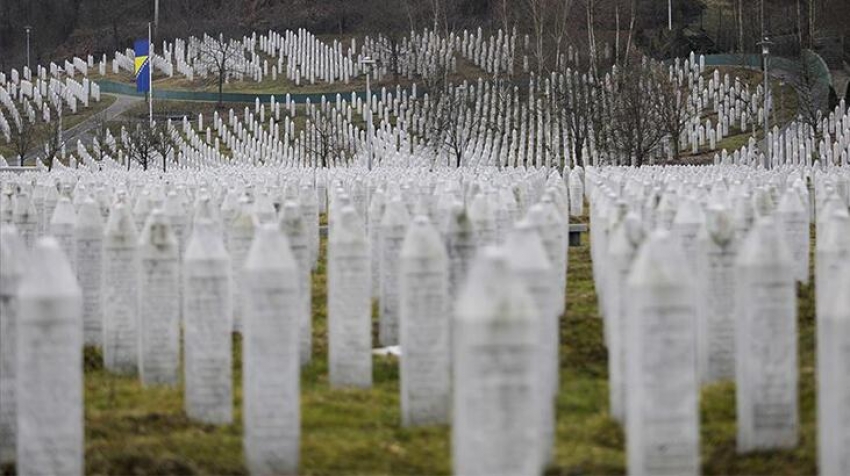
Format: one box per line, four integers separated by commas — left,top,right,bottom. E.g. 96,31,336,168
90,56,487,96
684,68,799,163
1,223,820,475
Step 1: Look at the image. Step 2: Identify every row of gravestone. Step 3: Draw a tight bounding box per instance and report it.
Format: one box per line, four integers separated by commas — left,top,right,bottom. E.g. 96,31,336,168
586,163,849,475
0,165,576,475
1,161,847,475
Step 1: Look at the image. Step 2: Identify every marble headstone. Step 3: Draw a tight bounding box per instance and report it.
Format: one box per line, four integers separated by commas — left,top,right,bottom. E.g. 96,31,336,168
0,225,26,464
400,215,450,426
626,230,699,475
453,247,541,476
102,203,140,374
183,218,233,424
328,206,372,388
75,197,104,346
242,225,301,475
137,210,180,386
735,218,798,452
16,238,83,476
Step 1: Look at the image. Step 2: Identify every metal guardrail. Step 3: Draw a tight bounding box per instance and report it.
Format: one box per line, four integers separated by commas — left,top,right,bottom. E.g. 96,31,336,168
96,79,384,104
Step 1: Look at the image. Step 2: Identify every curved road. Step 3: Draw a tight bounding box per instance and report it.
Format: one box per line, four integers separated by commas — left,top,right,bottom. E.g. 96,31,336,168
23,93,142,165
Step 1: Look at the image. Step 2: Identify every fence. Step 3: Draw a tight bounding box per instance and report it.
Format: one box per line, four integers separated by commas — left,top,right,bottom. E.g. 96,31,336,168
96,80,376,104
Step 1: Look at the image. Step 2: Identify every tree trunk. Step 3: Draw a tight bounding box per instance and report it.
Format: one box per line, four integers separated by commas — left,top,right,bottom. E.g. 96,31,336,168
218,70,225,108
808,0,816,50
624,0,636,66
615,1,621,65
738,0,744,53
587,0,596,73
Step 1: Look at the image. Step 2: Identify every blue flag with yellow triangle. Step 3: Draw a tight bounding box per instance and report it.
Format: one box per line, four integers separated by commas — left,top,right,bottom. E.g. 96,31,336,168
134,39,150,93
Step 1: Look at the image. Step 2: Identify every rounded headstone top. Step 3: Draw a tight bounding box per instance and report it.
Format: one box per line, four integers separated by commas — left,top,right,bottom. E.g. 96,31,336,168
19,237,81,301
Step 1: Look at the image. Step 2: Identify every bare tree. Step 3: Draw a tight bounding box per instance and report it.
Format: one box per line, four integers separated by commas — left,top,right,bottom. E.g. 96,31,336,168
420,64,486,168
550,0,575,70
122,120,177,171
196,33,247,108
525,0,547,75
427,88,473,167
303,107,352,168
42,111,65,171
11,116,38,167
604,59,673,166
552,69,605,168
655,65,693,160
89,111,113,162
789,52,826,140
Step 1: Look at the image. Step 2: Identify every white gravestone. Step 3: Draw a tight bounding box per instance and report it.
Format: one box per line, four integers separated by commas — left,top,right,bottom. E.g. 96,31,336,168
300,185,320,270
75,197,104,346
50,197,77,272
280,200,312,365
602,200,628,347
183,218,233,424
776,190,810,284
138,210,180,386
442,201,476,304
400,215,450,426
505,220,558,465
227,197,255,333
540,196,567,316
16,238,83,476
368,189,386,298
42,186,59,239
815,210,850,476
379,197,410,346
697,204,738,383
164,191,187,323
453,247,542,476
328,205,372,388
102,203,140,374
672,197,703,273
568,169,584,217
13,192,38,249
605,212,643,423
242,224,301,475
735,217,798,452
0,225,26,465
815,210,850,326
818,263,850,476
625,230,699,476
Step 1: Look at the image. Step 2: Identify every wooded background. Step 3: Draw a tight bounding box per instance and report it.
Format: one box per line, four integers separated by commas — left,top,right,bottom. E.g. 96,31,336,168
1,0,848,73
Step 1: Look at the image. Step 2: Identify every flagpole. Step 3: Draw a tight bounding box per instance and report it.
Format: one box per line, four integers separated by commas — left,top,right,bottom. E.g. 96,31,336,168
148,22,153,127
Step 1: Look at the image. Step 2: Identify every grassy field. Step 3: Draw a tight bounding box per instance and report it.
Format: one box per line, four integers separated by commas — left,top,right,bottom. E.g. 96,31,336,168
684,67,799,163
0,221,820,475
90,56,486,96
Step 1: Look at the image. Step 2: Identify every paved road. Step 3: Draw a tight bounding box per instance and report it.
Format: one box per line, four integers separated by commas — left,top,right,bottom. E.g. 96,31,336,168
23,93,142,165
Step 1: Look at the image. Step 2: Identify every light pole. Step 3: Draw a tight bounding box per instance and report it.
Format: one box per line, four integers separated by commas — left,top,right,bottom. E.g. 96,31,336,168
153,0,160,40
759,36,773,169
668,0,673,30
360,56,376,170
24,25,32,72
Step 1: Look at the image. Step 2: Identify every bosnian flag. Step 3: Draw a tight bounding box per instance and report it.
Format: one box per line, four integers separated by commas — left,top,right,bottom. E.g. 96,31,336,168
134,39,150,93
